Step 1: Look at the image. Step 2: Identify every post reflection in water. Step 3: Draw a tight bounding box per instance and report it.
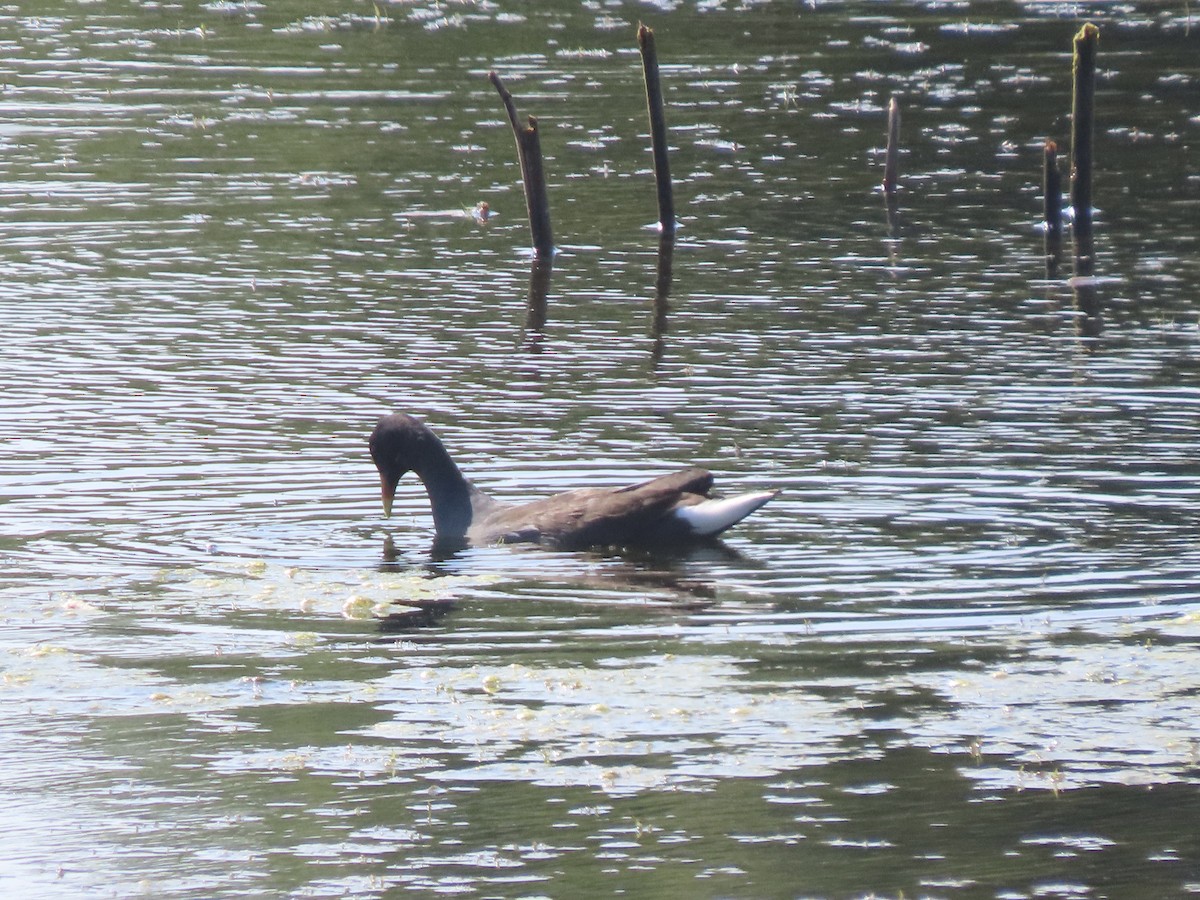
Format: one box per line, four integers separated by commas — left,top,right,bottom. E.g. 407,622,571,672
522,255,552,351
1072,226,1102,337
650,231,674,368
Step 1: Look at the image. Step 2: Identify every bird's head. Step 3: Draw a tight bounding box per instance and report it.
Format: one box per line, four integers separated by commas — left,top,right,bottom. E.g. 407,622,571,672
368,413,432,517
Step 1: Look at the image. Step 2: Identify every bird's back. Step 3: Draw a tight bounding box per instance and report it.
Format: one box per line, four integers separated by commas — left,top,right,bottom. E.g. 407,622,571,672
468,468,715,549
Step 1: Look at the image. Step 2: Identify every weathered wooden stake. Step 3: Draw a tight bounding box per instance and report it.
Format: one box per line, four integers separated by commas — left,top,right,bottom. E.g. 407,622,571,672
882,96,901,196
489,71,554,259
637,23,675,236
1043,138,1063,271
1070,23,1098,243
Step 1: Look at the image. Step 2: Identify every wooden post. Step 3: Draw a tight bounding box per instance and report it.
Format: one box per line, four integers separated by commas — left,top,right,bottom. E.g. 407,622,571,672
489,71,554,259
882,96,901,196
1070,23,1098,243
637,23,675,236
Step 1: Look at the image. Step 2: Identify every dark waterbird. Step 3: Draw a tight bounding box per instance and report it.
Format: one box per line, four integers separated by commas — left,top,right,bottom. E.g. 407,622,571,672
369,413,778,551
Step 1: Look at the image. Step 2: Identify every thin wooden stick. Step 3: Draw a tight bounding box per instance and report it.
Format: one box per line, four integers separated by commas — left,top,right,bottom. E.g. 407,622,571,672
882,96,901,196
637,23,675,236
489,71,554,259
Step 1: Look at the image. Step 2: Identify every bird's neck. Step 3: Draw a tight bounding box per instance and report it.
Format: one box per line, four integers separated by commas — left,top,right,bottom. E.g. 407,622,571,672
413,448,483,541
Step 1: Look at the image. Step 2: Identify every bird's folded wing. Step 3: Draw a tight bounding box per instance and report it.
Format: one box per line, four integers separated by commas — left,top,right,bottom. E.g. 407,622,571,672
612,467,714,498
477,468,716,548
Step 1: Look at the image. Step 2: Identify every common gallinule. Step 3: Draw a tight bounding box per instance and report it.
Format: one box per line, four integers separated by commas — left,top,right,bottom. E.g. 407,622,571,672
369,413,778,551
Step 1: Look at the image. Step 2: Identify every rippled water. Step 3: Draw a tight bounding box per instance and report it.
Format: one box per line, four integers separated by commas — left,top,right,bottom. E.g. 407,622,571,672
3,1,1200,896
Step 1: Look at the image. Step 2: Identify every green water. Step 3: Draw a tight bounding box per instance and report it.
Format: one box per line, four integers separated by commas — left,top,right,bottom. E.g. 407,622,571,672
2,1,1200,896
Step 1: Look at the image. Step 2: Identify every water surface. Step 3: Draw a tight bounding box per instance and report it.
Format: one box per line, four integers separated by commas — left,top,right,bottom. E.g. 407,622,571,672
2,1,1200,896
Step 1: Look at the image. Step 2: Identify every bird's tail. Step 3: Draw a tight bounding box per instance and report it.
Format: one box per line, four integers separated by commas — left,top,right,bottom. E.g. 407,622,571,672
674,490,779,537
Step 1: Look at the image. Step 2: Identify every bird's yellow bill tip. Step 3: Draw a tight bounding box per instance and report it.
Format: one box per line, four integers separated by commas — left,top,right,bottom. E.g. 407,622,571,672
379,473,396,518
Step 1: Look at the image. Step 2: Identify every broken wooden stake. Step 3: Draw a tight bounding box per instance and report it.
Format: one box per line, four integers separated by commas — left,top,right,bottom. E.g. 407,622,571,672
489,71,554,259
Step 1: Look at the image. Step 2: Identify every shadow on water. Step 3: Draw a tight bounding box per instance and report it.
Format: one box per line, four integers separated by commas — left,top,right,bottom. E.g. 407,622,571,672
524,230,669,363
373,530,759,633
